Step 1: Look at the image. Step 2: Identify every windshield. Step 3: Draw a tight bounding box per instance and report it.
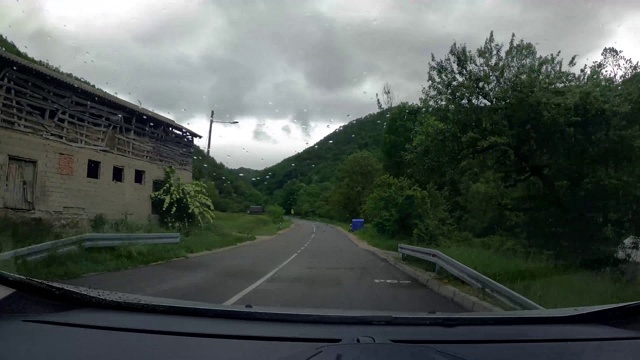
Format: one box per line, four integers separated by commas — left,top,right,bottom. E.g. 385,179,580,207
1,0,640,316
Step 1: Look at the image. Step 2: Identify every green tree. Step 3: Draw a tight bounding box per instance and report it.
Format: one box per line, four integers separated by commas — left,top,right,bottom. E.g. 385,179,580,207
331,151,382,220
265,205,285,223
295,183,325,218
278,179,303,215
363,175,421,238
382,103,422,178
191,147,263,212
415,31,640,265
363,175,451,245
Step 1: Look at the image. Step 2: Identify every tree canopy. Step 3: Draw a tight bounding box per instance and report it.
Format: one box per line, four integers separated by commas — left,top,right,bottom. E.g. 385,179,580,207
259,31,640,268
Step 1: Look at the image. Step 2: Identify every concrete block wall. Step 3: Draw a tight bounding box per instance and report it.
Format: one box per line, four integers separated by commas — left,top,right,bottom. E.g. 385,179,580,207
0,128,192,222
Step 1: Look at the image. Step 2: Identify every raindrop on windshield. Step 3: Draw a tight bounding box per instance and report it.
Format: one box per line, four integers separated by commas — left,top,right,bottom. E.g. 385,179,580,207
329,140,333,143
291,164,295,166
326,124,330,128
239,174,244,176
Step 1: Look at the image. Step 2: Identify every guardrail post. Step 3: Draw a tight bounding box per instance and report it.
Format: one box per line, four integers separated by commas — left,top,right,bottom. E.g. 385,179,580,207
434,264,441,274
401,253,407,262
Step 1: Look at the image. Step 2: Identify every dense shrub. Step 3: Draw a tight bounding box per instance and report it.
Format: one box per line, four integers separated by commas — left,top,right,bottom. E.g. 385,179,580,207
265,205,285,223
151,167,216,229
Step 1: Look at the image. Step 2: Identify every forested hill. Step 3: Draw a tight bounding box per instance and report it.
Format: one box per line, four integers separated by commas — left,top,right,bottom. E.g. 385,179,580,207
254,109,389,195
256,31,640,270
192,147,264,212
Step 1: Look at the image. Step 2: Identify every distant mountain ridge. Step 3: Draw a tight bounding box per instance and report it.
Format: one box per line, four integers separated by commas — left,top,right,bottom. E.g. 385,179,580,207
254,109,390,196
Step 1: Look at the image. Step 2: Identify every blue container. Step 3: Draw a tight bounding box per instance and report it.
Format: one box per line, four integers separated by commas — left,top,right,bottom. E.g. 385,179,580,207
351,218,365,232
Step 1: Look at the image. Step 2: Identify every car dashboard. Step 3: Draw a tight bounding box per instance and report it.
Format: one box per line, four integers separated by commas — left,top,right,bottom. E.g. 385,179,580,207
2,280,640,359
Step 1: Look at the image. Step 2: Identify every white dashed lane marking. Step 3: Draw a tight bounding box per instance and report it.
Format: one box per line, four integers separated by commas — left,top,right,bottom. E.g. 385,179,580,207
374,279,412,284
223,225,316,305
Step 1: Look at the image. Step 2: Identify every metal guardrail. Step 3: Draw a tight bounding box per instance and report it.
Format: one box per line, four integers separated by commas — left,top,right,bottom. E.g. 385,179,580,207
398,244,544,310
0,233,180,261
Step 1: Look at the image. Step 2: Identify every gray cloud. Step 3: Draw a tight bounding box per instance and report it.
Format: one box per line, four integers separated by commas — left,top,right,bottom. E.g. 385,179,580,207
252,122,277,144
1,0,639,167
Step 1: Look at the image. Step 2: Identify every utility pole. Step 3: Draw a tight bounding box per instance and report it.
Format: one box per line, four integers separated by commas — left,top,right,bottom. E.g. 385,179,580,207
205,110,238,157
207,110,214,156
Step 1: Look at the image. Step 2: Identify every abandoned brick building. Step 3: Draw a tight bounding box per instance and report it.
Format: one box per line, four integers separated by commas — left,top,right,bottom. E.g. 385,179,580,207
0,50,200,222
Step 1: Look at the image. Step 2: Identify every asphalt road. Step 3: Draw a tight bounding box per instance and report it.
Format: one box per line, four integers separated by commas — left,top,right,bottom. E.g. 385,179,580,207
68,220,465,313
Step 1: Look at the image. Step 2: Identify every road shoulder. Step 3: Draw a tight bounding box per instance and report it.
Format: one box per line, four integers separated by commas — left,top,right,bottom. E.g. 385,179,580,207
78,223,298,279
331,225,502,313
184,223,298,259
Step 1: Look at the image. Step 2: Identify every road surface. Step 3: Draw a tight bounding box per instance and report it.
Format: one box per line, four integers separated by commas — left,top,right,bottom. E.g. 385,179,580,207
69,220,465,313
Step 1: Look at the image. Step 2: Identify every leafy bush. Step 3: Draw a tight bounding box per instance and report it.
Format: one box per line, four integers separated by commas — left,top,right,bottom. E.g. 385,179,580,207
265,205,285,223
151,167,216,229
90,214,108,232
363,175,451,246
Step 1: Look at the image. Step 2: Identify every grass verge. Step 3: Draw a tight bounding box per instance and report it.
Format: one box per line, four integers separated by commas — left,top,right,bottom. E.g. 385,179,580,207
331,221,640,309
0,212,291,281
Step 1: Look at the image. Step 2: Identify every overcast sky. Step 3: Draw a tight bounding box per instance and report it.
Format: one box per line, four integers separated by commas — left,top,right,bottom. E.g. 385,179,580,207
1,0,639,169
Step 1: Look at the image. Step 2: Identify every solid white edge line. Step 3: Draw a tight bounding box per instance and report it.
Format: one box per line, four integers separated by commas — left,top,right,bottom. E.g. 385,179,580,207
222,224,316,306
223,252,299,305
